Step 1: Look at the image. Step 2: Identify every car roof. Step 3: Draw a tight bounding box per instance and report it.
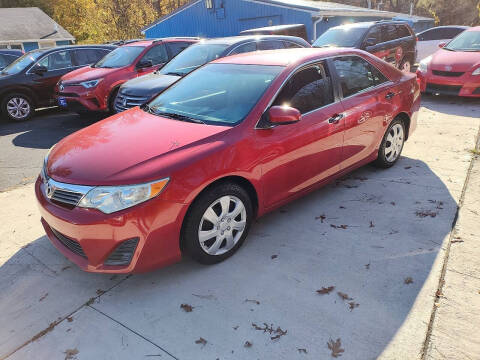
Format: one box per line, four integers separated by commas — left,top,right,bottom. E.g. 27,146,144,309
328,20,412,31
467,26,480,32
196,35,306,46
417,25,470,33
0,49,23,55
122,38,199,47
25,44,116,55
212,47,360,66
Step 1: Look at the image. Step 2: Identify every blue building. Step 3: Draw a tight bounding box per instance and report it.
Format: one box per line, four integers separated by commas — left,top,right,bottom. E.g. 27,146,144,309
142,0,433,43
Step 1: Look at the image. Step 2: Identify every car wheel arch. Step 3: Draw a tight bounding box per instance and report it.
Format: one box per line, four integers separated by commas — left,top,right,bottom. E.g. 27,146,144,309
178,175,259,253
394,112,411,140
0,87,37,108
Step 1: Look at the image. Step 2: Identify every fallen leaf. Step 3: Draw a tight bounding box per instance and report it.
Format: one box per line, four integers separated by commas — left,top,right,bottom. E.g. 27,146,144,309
316,286,335,295
327,338,344,358
195,337,207,345
369,221,374,228
233,326,239,330
252,323,287,340
298,348,308,354
315,214,326,222
331,224,348,230
271,254,278,259
39,293,48,302
96,289,105,296
404,166,412,169
416,210,437,218
337,292,352,301
339,206,346,209
61,266,71,271
348,302,359,311
67,317,73,323
404,277,413,285
180,304,194,312
244,341,252,348
271,327,287,340
64,348,79,360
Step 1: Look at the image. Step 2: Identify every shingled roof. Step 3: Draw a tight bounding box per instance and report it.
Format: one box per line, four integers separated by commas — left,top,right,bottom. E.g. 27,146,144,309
0,7,74,42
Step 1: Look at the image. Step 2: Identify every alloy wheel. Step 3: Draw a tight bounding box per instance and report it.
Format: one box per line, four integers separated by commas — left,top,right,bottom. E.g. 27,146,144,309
385,123,404,162
198,195,247,256
7,97,31,120
401,60,411,73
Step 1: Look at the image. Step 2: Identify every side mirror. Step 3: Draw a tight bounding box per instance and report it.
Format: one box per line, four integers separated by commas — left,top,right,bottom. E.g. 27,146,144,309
438,42,447,48
268,105,301,125
32,65,48,75
137,60,153,69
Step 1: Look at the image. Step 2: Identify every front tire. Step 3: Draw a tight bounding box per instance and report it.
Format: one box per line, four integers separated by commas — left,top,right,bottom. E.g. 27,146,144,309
2,94,34,122
400,57,413,73
374,118,405,168
182,182,253,265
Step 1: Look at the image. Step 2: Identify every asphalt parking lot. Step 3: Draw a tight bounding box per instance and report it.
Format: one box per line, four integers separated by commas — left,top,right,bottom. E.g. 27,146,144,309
1,96,479,360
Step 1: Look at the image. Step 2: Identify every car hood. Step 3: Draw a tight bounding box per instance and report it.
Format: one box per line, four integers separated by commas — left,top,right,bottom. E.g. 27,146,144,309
61,66,120,83
120,73,181,98
47,108,231,186
430,49,480,72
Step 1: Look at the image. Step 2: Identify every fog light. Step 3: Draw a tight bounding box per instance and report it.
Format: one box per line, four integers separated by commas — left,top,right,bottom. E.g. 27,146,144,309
104,238,139,266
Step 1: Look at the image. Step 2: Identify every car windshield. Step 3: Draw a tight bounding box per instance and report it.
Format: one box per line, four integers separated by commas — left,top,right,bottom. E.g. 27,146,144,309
94,46,145,68
147,63,283,126
313,26,368,48
160,43,229,77
1,50,42,75
444,30,480,51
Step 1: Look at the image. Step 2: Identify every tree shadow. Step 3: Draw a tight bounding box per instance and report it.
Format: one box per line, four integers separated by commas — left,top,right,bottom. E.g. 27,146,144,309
421,93,480,118
0,156,457,359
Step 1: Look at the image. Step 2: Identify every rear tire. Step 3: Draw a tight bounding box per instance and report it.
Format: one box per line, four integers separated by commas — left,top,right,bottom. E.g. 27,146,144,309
374,118,405,168
2,93,34,122
182,182,253,265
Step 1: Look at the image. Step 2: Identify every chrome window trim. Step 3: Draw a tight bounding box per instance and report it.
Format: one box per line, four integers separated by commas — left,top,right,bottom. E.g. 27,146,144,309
226,41,258,56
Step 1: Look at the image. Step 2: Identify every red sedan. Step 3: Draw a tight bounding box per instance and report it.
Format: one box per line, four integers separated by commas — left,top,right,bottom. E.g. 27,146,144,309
417,26,480,97
36,48,420,273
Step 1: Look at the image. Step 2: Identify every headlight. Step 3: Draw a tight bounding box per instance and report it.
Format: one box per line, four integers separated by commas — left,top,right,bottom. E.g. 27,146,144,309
78,178,169,214
472,67,480,76
40,145,55,183
80,79,102,88
418,56,432,73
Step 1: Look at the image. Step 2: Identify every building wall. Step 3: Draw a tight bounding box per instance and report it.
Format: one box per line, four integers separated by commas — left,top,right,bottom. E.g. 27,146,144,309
144,0,316,41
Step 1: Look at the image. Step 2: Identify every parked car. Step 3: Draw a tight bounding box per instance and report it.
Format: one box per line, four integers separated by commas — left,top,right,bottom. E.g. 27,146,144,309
416,26,480,97
416,26,469,61
114,35,310,113
239,24,308,42
0,45,115,121
0,49,23,71
313,21,417,72
56,38,198,115
36,47,420,273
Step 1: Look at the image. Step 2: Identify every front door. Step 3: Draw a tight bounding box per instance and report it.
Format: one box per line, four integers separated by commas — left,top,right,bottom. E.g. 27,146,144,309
259,62,345,208
30,50,76,105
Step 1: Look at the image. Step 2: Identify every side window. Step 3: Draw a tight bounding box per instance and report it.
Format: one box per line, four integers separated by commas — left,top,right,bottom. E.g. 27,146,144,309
444,27,465,39
396,25,411,38
272,62,334,114
74,49,105,66
96,49,110,59
382,25,397,42
333,56,387,98
229,42,257,55
141,44,168,65
283,41,303,49
167,42,192,57
364,26,381,45
37,51,73,71
0,54,9,68
258,40,285,50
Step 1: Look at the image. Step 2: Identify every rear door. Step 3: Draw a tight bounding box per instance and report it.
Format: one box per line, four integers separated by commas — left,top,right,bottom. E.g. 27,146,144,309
332,55,394,169
380,24,401,67
29,49,76,105
363,25,389,60
260,62,345,207
137,43,169,74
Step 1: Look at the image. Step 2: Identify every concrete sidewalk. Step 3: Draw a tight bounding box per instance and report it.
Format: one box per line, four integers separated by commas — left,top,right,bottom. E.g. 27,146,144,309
1,96,479,360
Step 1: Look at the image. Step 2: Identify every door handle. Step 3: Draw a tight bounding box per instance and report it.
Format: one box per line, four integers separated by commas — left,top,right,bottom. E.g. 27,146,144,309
385,92,396,100
328,113,344,124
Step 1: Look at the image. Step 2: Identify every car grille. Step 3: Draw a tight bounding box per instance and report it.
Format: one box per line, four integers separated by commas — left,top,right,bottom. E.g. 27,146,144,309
114,91,149,113
432,70,465,77
104,238,139,266
50,227,87,259
426,83,462,96
51,188,84,207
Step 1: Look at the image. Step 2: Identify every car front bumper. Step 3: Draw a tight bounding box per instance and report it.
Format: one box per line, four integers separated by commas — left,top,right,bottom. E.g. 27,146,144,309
55,84,108,112
35,177,188,273
417,70,480,97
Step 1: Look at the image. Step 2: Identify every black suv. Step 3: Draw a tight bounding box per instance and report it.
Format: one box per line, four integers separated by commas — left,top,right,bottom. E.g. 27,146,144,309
313,21,416,72
114,35,310,113
0,45,116,121
0,50,23,71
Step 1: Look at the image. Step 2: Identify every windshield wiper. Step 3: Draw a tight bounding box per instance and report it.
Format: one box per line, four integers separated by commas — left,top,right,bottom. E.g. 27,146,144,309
165,71,184,77
155,111,205,124
141,103,156,114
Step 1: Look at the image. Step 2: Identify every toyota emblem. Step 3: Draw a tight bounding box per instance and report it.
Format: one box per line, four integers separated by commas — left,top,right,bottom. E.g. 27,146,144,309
59,83,64,91
46,181,54,198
